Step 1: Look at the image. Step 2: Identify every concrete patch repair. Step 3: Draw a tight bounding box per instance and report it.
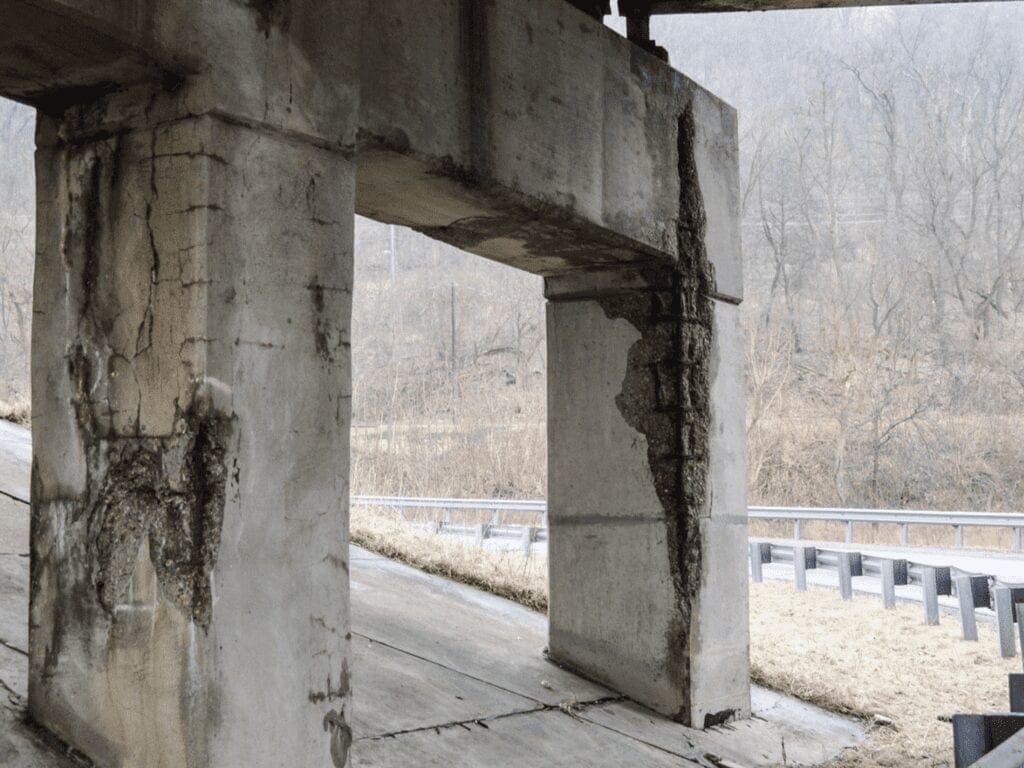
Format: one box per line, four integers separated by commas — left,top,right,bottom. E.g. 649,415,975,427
0,0,993,765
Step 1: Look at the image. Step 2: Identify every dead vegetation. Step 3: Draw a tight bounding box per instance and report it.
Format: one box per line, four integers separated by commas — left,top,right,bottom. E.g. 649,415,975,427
0,397,28,425
350,506,547,611
749,581,1019,767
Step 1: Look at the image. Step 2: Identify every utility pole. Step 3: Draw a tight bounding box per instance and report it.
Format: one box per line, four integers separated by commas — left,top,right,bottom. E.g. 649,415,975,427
450,282,459,407
450,283,457,374
388,224,398,281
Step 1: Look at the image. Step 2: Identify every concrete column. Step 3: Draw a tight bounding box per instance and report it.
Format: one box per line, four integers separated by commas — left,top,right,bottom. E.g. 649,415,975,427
545,265,748,727
29,91,354,768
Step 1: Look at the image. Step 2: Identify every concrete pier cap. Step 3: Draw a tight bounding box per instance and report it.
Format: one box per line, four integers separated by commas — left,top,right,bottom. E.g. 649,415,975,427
1,0,748,764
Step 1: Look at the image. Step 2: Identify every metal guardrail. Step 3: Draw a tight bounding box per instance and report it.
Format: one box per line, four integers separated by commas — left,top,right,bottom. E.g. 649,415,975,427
351,495,548,545
750,506,1024,552
353,495,1024,553
749,540,1024,652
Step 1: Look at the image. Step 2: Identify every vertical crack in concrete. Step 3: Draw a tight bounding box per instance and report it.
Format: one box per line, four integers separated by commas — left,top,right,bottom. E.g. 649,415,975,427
596,103,714,724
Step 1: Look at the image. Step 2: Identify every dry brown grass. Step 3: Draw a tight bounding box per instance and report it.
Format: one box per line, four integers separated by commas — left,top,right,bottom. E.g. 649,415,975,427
352,514,1021,767
350,506,548,611
750,580,1019,767
0,397,28,425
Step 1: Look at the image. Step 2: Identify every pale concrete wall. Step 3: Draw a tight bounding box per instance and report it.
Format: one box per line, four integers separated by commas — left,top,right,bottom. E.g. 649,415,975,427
543,88,746,725
545,275,749,726
546,290,688,713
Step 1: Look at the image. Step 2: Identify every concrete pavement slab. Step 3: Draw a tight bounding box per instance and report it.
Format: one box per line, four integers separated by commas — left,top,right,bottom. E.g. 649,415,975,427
0,420,29,505
350,547,614,707
0,553,28,653
351,632,541,739
353,706,701,768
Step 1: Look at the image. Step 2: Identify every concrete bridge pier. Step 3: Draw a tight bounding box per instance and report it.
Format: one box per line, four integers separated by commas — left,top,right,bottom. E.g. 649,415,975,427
14,3,362,763
546,268,749,727
4,0,753,763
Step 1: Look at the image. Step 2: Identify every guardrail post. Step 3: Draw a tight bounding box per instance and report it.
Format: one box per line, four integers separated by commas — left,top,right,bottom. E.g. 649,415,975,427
880,558,907,609
1012,673,1024,713
473,523,490,546
955,575,979,642
1018,603,1024,671
1014,528,1023,554
899,523,909,546
995,587,1017,659
845,521,854,545
793,546,815,591
922,567,940,625
954,525,964,549
749,542,771,583
837,551,859,600
521,526,538,556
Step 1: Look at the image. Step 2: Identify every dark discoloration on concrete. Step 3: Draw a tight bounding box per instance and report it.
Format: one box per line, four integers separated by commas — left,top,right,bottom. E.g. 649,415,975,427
241,0,292,37
85,403,231,629
309,278,349,363
52,376,233,635
309,657,350,704
460,0,492,181
323,709,352,768
595,104,713,725
49,129,234,631
703,708,737,729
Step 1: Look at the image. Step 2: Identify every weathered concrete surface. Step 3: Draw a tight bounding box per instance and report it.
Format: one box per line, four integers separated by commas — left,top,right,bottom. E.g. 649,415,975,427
28,73,355,768
0,0,361,149
546,276,748,725
0,529,866,767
